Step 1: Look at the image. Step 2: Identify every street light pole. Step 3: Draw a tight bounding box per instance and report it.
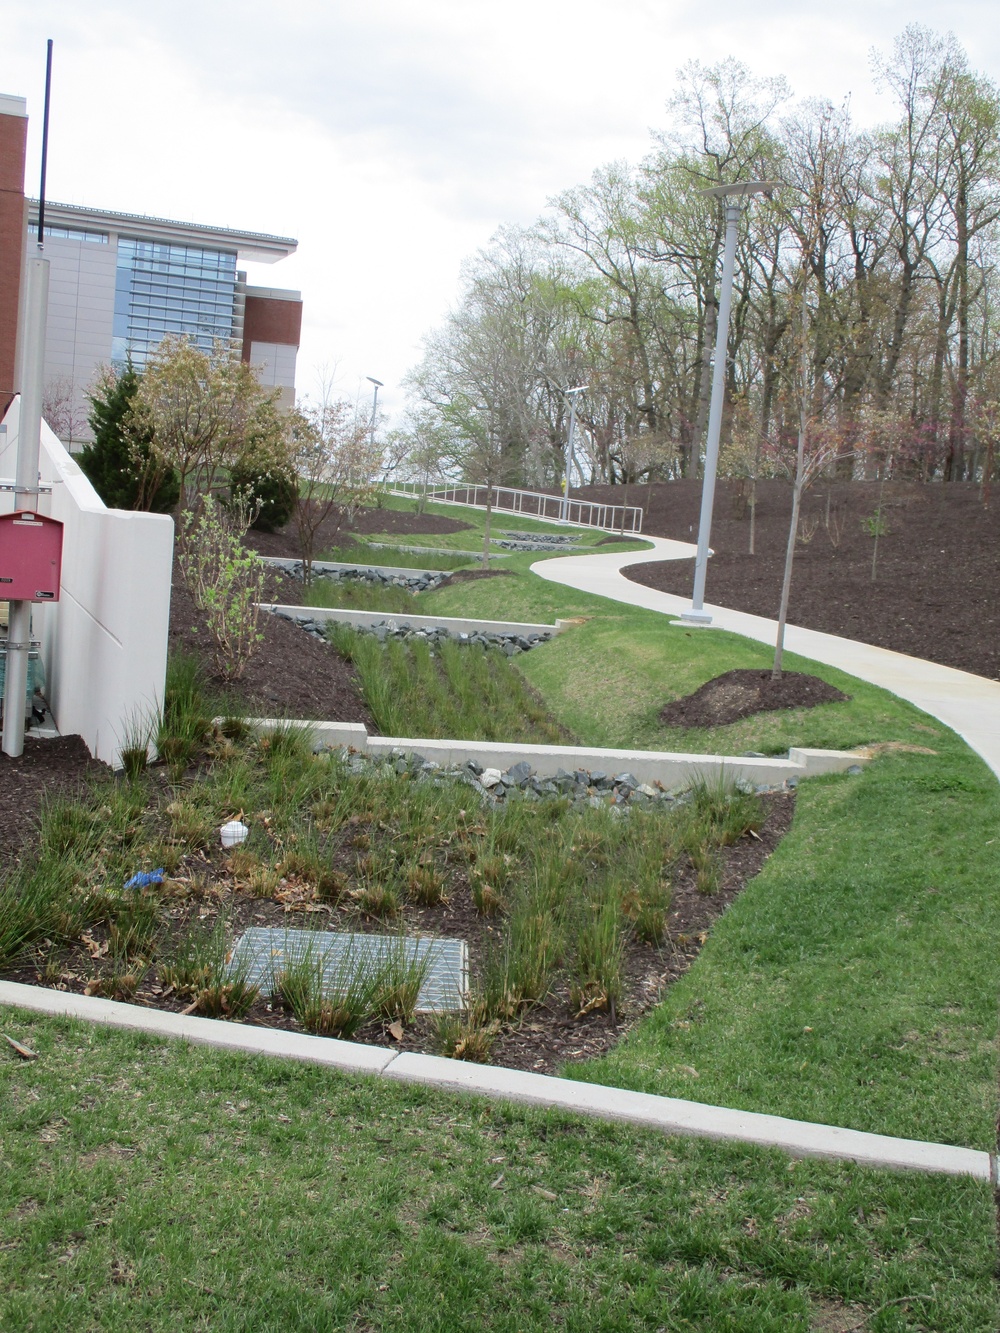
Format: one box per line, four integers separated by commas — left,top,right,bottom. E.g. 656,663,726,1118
365,377,383,452
681,181,777,624
561,384,588,522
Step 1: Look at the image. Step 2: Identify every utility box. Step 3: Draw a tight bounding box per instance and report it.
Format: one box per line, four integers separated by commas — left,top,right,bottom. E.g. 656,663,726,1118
0,511,64,601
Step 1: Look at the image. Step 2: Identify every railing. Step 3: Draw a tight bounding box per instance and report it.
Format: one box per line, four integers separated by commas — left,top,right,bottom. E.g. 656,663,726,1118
387,483,643,534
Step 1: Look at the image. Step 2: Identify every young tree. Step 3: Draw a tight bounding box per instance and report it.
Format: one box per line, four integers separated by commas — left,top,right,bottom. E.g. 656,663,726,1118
126,336,287,512
79,360,179,512
290,392,382,584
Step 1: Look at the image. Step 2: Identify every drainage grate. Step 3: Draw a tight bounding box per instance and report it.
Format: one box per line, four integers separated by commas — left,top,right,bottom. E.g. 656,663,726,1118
229,927,467,1013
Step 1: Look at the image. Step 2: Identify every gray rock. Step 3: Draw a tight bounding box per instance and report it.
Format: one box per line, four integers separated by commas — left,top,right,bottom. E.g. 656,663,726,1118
506,761,533,786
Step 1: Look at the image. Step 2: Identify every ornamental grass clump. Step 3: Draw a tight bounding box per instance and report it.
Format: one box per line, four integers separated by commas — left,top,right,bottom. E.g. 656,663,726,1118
159,917,259,1019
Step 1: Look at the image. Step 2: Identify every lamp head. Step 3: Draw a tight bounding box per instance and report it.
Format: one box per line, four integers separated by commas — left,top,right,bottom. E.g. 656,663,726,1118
698,180,781,201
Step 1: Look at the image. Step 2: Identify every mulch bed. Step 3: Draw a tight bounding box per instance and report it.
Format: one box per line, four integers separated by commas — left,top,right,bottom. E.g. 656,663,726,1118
245,504,471,561
168,572,374,728
569,479,1000,681
0,736,104,869
4,787,793,1074
660,669,850,729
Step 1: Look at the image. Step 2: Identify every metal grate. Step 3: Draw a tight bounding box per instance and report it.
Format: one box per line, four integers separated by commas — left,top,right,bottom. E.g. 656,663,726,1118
230,927,467,1013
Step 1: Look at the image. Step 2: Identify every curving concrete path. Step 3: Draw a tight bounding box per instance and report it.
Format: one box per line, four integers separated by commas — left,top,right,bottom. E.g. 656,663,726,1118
532,536,1000,781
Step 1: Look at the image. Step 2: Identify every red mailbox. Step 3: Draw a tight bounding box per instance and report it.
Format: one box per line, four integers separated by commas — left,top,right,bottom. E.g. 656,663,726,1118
0,511,64,601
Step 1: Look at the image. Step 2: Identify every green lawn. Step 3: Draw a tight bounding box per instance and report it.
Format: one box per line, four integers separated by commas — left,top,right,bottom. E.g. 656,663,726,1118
1,1015,995,1332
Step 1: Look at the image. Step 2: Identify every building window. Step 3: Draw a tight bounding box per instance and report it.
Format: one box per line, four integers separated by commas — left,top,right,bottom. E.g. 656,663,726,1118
113,238,239,366
28,223,109,243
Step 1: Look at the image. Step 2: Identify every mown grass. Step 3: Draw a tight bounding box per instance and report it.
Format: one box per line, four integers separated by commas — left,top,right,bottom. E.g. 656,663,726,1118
328,624,570,744
1,1014,996,1332
425,550,1000,1149
317,538,479,571
302,578,420,615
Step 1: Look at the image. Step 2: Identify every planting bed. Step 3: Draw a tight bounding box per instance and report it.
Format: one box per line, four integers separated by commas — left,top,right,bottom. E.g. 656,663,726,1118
0,721,792,1075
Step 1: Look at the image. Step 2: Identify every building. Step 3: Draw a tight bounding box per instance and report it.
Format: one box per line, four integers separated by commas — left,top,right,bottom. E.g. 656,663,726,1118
0,93,302,448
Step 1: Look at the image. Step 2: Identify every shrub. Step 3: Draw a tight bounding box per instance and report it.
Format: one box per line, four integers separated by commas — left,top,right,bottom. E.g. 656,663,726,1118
177,497,268,681
229,463,298,533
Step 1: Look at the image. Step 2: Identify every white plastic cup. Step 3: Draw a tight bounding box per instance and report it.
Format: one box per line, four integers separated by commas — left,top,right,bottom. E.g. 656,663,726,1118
220,820,249,849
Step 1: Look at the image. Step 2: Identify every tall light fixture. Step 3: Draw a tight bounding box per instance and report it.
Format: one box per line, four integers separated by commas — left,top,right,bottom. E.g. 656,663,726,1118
561,384,588,521
681,181,778,624
365,376,383,452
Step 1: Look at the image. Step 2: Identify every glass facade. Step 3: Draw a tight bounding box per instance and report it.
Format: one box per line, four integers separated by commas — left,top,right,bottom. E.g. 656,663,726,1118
111,238,239,365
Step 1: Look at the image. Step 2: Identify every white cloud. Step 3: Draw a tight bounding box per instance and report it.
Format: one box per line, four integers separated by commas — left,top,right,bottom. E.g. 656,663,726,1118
6,1,1000,414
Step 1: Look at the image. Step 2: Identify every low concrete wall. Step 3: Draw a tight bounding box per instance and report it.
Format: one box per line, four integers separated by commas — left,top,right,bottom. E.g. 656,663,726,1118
261,556,445,580
241,718,866,792
0,398,173,767
261,603,560,639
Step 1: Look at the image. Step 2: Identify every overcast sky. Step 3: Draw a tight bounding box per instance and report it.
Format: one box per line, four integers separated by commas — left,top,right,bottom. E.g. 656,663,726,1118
6,2,1000,418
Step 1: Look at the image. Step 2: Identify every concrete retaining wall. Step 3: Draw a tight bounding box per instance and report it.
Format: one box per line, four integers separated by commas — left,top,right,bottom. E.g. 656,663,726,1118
240,718,865,791
260,603,560,639
1,397,173,767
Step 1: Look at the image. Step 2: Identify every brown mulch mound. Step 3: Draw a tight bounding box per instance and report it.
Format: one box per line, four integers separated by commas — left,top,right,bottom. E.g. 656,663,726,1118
0,736,104,867
245,504,471,560
572,479,1000,680
659,669,850,729
168,573,374,727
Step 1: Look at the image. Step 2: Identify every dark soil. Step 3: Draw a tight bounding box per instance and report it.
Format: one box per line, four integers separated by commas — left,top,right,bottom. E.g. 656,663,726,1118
5,787,793,1075
572,479,1000,680
442,568,514,584
660,669,850,729
0,736,103,867
245,504,471,561
168,571,374,729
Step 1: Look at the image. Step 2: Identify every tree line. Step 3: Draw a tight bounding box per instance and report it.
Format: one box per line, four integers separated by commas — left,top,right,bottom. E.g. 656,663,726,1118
404,25,1000,493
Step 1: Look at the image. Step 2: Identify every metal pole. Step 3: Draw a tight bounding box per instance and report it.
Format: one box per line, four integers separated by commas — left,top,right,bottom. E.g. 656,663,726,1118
561,386,585,522
3,256,50,758
36,40,53,246
683,201,741,623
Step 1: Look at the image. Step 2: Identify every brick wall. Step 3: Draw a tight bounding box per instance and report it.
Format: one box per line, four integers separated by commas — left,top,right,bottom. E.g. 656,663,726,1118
0,106,27,414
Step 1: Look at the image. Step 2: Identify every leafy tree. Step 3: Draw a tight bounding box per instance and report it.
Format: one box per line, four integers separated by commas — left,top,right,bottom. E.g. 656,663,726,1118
78,360,179,512
126,336,289,512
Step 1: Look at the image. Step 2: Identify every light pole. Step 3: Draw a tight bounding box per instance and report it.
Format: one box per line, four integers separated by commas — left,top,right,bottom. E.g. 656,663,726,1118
681,181,777,624
365,377,383,453
561,384,588,521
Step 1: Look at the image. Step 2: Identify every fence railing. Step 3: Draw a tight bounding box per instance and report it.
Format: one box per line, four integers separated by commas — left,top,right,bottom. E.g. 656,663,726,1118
388,483,643,534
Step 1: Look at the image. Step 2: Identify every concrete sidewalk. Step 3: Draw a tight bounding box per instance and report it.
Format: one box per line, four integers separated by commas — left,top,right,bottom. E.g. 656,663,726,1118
532,536,1000,781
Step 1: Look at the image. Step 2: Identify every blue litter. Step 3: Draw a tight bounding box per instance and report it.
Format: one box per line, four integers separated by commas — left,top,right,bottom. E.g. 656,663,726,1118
124,868,165,890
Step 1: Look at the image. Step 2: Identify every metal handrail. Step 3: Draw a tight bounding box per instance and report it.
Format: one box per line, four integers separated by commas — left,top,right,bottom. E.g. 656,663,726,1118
387,483,643,534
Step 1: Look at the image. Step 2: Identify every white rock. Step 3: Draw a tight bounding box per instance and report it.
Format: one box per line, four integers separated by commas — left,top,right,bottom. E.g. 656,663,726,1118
479,768,503,789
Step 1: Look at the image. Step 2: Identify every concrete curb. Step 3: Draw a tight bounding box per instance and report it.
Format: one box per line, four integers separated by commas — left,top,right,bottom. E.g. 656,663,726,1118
237,717,866,790
1,981,990,1181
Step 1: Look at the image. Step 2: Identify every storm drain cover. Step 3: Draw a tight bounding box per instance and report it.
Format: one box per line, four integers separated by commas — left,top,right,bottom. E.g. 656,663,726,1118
230,927,467,1013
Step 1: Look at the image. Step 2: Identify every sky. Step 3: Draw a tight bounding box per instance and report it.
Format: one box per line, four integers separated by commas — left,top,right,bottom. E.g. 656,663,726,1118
5,1,1000,421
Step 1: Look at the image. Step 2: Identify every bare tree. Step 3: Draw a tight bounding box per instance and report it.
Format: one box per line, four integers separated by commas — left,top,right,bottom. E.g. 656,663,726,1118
290,389,382,584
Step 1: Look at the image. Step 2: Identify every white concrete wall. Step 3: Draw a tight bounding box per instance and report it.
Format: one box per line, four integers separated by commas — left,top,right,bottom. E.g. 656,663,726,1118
0,396,173,767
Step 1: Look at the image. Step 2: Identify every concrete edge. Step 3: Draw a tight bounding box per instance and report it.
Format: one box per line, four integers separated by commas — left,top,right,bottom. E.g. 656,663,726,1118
0,981,989,1181
259,604,560,637
231,718,867,790
259,556,450,580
